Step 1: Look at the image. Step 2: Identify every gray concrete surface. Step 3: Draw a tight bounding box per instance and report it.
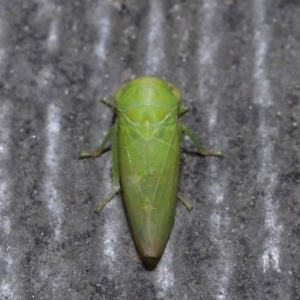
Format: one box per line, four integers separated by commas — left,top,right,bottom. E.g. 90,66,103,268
0,0,300,299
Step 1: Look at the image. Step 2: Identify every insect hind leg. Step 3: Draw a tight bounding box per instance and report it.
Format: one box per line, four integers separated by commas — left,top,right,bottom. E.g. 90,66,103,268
178,194,193,211
94,188,119,214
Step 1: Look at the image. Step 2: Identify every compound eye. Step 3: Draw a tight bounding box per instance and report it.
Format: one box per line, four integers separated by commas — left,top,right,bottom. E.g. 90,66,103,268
168,84,182,102
114,84,127,103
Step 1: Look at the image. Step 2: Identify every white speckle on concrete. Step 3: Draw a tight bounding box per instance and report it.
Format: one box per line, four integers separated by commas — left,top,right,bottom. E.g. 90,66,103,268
44,103,64,241
253,0,282,273
94,3,111,63
102,157,120,272
47,18,59,51
155,242,175,299
146,0,165,75
198,2,233,299
209,169,232,300
0,103,23,299
0,250,21,299
0,102,12,234
0,19,6,77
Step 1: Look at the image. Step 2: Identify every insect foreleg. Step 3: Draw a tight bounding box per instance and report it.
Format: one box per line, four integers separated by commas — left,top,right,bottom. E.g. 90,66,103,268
178,106,189,117
182,125,223,157
101,98,115,110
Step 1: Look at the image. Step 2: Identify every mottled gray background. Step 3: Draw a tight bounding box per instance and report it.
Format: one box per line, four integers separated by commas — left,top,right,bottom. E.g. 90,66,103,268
0,0,300,299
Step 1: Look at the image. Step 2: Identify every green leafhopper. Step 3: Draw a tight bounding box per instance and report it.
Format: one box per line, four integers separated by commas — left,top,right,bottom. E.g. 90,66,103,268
79,76,222,268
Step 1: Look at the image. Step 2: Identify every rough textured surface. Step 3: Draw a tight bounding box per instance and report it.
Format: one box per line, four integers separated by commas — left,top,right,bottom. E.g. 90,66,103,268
0,0,300,299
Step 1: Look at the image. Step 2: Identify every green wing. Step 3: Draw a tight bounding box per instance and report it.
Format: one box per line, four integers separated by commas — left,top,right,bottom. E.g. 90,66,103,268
118,113,181,261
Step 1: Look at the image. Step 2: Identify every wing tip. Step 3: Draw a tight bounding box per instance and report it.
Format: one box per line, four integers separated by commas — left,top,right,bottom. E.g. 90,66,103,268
141,255,161,270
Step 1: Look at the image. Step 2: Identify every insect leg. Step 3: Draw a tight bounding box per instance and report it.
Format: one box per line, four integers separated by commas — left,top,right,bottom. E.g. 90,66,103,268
101,98,115,110
78,125,115,159
178,194,193,211
178,106,189,117
94,190,118,214
182,125,223,157
95,125,120,214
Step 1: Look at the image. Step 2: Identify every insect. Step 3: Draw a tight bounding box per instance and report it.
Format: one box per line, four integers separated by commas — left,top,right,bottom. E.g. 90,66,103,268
79,76,222,268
